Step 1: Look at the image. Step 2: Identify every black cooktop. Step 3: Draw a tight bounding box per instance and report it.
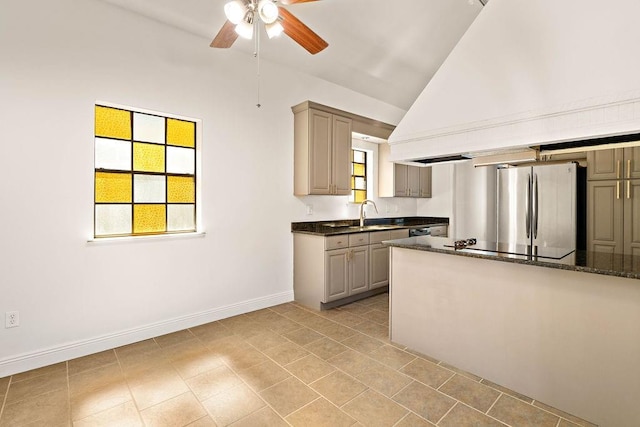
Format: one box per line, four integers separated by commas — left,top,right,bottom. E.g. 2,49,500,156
446,239,575,260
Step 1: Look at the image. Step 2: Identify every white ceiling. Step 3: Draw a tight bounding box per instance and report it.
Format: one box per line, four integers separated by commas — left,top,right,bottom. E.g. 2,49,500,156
98,0,484,110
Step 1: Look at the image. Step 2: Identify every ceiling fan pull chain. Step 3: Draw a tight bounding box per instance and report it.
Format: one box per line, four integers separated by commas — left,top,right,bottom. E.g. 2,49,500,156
255,18,261,108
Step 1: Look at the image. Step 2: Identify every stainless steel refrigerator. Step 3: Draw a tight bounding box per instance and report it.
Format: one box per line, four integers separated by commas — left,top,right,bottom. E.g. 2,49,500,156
497,163,578,250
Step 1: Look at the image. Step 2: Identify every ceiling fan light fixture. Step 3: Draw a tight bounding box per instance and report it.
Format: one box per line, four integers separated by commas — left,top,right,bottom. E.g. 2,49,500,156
235,19,254,39
258,0,279,24
265,21,284,38
224,0,247,25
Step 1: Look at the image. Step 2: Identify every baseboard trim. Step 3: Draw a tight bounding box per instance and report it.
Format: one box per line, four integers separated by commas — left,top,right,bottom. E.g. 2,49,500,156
0,290,293,377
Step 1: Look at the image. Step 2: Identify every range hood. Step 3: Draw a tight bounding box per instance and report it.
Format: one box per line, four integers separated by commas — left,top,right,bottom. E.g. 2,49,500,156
388,0,640,163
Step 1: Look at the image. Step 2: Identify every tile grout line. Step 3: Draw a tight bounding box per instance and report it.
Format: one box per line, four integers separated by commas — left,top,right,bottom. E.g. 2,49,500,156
531,399,581,427
391,412,413,427
485,391,503,415
0,375,12,422
455,400,517,427
436,372,456,391
112,345,144,425
65,361,71,425
436,400,459,425
215,328,335,426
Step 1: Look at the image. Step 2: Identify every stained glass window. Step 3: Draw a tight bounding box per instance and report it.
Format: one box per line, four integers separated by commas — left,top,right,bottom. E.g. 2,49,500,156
351,149,368,203
94,105,197,237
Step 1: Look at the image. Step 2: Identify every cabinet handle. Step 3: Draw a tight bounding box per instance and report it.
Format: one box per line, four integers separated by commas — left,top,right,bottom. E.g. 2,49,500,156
617,181,621,199
628,159,632,179
628,180,632,199
617,160,621,179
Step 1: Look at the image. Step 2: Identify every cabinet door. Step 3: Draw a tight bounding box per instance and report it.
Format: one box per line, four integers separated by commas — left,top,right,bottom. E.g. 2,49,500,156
407,166,420,197
624,147,640,179
624,179,640,260
587,180,624,255
419,167,432,198
325,248,349,302
349,246,369,295
369,243,389,289
309,109,333,194
394,164,408,197
332,115,353,195
587,149,624,180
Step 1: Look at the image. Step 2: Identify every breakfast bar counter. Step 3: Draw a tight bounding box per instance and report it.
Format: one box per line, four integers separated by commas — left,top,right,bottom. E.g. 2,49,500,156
386,237,640,427
384,235,640,280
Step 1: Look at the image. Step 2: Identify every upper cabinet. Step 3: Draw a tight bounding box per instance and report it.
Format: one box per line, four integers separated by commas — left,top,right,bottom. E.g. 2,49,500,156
587,147,640,180
294,106,352,195
378,142,432,198
586,146,640,261
292,101,396,197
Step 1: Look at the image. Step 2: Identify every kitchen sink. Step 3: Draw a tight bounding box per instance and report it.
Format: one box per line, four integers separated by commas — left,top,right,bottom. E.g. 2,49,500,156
321,222,354,228
321,222,399,231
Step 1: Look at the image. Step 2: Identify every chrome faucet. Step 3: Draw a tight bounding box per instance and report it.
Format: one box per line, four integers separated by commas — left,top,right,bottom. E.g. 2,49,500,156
359,199,378,227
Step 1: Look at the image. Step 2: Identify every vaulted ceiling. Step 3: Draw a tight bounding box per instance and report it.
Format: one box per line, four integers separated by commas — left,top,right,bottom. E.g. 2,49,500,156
98,0,485,110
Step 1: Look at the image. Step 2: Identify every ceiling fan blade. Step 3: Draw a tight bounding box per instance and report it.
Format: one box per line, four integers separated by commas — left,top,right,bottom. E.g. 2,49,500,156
278,8,328,55
280,0,320,4
210,20,239,48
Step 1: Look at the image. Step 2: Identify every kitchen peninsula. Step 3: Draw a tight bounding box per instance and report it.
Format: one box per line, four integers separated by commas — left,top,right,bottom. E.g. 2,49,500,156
386,236,640,427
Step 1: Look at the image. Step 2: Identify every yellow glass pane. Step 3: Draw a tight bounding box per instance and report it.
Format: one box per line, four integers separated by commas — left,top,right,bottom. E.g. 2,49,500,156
133,204,166,234
133,143,165,172
353,163,365,176
95,106,131,140
354,190,366,203
95,172,132,203
167,176,195,203
167,118,195,148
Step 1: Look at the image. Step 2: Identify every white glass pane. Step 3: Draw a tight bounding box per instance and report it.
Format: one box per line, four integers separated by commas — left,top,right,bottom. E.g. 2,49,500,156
95,138,131,170
95,204,131,236
133,113,165,144
167,146,195,174
168,204,195,231
353,150,365,163
134,174,166,203
355,177,366,190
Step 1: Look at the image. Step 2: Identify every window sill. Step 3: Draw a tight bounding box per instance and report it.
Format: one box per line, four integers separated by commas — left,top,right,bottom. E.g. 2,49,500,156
87,232,206,245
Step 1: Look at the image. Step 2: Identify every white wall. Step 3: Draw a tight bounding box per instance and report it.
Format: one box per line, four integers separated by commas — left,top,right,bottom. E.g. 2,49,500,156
0,0,405,376
416,164,455,230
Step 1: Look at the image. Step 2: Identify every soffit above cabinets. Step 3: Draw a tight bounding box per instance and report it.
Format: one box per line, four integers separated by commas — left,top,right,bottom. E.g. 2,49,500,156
388,0,640,162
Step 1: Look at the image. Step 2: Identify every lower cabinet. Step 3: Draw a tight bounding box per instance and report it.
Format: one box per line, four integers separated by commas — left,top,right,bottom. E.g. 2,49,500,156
369,229,410,289
325,245,369,302
293,228,409,309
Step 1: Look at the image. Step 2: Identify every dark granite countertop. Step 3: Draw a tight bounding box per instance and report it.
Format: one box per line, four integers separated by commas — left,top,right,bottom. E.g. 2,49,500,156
384,236,640,280
291,217,449,236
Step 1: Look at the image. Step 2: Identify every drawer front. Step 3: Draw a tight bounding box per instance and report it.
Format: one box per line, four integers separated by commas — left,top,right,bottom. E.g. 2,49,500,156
325,235,349,250
389,229,409,240
369,231,391,244
429,226,448,237
349,232,370,247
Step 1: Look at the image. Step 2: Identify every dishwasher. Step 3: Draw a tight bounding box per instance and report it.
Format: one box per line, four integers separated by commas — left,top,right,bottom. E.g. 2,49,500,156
408,225,448,237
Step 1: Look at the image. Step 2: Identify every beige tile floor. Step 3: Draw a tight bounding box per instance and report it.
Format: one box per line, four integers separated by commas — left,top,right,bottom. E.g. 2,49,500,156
0,293,597,427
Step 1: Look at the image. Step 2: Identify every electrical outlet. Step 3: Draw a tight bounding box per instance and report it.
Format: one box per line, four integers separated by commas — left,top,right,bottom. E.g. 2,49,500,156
6,311,19,328
306,205,313,215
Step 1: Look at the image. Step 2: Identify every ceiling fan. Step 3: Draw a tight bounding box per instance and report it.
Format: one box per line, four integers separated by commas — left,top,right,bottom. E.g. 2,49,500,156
210,0,328,55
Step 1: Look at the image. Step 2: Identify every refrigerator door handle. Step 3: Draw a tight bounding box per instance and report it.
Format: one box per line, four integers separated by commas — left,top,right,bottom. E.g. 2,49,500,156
533,174,540,239
525,173,531,238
